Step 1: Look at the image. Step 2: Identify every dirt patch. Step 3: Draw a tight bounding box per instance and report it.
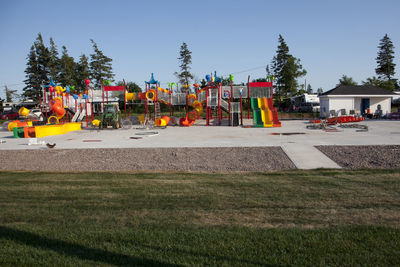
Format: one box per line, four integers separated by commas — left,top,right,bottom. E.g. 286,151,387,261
0,147,295,172
316,145,400,169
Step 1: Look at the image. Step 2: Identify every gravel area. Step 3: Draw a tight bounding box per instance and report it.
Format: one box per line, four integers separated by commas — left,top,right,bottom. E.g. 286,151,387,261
316,145,400,169
0,147,296,172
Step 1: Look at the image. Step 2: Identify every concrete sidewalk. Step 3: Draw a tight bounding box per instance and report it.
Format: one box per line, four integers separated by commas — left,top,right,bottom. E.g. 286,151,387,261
281,143,341,169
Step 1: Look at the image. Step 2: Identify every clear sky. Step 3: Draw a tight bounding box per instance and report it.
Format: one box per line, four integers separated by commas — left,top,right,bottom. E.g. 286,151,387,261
0,0,399,98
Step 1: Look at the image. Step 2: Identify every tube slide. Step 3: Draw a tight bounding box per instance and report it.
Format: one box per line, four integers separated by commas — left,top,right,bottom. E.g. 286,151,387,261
179,99,203,127
155,115,170,127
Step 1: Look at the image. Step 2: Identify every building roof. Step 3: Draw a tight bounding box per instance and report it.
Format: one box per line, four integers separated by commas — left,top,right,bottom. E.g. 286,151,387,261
321,85,395,96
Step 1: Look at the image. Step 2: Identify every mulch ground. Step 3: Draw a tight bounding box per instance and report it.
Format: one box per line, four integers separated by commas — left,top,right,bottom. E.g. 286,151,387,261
0,147,295,172
316,145,400,169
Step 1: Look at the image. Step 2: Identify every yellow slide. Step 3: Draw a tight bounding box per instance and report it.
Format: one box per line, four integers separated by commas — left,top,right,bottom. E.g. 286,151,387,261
257,98,273,127
34,122,82,138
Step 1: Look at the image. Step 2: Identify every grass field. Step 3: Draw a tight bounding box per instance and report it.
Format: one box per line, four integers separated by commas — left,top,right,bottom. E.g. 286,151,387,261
1,169,399,266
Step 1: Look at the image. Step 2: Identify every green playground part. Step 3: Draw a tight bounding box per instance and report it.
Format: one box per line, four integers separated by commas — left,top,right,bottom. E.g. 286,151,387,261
251,98,264,127
250,98,259,110
253,110,264,127
13,127,25,138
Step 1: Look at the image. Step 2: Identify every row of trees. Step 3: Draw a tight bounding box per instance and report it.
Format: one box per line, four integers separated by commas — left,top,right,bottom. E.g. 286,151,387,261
22,33,397,108
23,33,114,101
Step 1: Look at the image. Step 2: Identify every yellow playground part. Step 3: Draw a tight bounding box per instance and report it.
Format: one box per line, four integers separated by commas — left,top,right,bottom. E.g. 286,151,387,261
18,107,30,117
258,98,273,127
138,114,145,124
34,122,82,138
92,119,101,127
125,92,136,101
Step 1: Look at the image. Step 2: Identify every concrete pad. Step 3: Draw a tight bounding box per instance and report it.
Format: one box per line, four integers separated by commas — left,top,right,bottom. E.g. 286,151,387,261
0,119,399,170
282,143,341,169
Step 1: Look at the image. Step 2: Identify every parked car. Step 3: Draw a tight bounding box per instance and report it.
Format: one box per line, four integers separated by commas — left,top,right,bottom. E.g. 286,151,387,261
0,111,19,120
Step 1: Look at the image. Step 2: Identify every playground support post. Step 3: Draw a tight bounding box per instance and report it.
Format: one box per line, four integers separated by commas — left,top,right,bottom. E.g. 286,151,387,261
218,83,222,126
230,81,233,126
101,80,105,113
123,79,127,119
240,93,243,126
206,86,209,126
247,75,250,119
44,88,48,119
145,83,148,120
39,88,42,118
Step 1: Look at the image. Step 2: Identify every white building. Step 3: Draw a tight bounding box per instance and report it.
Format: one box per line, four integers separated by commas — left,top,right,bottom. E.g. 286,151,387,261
319,85,395,117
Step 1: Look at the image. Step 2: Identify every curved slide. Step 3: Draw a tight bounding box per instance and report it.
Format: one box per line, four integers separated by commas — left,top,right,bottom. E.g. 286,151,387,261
179,100,203,127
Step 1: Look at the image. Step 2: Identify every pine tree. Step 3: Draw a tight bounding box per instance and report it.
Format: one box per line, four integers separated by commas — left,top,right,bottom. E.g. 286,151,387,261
23,44,41,100
35,33,51,82
23,33,51,100
58,46,76,87
271,35,306,107
48,37,60,83
375,34,396,81
75,54,90,91
337,75,357,86
175,42,194,92
89,39,114,88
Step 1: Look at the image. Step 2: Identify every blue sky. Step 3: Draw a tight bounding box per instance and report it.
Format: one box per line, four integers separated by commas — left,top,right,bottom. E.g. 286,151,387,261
0,0,399,98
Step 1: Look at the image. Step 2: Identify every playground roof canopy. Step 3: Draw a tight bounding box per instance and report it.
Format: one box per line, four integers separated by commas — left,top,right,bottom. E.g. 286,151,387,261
145,73,159,85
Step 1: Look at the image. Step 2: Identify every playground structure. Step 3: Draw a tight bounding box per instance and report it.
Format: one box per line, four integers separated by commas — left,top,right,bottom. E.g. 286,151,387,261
9,104,82,138
6,71,281,139
120,73,281,128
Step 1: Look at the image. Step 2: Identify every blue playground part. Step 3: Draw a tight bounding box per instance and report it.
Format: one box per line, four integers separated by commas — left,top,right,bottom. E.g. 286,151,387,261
145,73,159,85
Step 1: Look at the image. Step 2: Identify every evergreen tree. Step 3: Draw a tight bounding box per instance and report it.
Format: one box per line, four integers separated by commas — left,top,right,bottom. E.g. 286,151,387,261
337,75,357,86
270,35,306,107
89,39,114,89
74,54,90,91
23,33,51,100
23,44,41,100
375,34,396,81
174,42,194,93
35,33,51,82
363,76,397,90
48,37,60,83
58,46,76,87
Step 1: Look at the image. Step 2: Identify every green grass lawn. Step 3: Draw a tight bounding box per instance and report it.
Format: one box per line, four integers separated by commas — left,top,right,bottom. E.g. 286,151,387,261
1,169,400,266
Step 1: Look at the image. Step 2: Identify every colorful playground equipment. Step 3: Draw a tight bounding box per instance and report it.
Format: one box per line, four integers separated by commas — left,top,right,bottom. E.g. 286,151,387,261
251,96,281,127
121,73,280,128
9,86,82,138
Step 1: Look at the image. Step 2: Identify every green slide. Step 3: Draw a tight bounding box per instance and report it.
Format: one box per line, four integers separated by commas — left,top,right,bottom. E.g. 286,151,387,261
251,98,264,127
